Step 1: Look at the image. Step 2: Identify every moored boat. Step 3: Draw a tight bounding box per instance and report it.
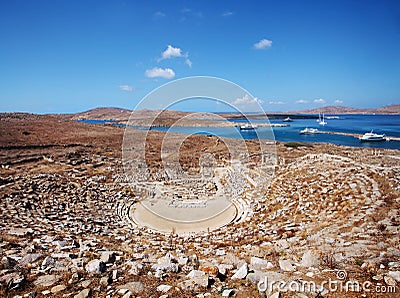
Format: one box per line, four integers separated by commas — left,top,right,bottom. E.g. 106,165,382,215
319,113,327,126
239,123,257,130
300,127,319,134
359,130,388,142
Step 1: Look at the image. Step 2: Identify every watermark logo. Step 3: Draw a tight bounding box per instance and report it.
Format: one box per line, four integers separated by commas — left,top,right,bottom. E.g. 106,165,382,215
257,270,396,295
336,270,347,280
122,76,277,233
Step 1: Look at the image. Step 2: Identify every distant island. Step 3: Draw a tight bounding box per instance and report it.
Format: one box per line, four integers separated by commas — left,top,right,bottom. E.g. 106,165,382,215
289,104,400,115
68,104,400,121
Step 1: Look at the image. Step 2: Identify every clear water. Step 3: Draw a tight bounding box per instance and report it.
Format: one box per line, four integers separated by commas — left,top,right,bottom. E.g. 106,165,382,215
266,114,400,149
78,115,400,150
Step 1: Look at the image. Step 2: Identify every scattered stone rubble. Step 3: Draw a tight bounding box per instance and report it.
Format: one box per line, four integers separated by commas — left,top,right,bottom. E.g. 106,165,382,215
1,136,399,297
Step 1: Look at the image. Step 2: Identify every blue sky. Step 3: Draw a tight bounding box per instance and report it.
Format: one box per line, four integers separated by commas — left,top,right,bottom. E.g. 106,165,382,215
0,0,399,113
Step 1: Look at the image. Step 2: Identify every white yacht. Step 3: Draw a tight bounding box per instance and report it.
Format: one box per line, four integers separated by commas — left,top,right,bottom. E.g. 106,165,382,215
283,117,293,122
359,130,387,142
300,127,319,134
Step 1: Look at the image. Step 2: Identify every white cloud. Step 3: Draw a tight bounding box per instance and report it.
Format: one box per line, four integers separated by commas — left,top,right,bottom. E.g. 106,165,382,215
269,101,286,105
295,100,309,104
119,85,134,92
222,11,234,17
314,98,326,104
145,67,175,79
160,45,183,60
334,99,343,104
185,58,192,68
181,8,202,18
158,45,192,67
254,38,273,49
153,11,166,18
233,94,264,106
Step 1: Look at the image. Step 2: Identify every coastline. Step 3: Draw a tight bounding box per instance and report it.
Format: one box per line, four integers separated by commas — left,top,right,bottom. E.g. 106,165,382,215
3,111,398,149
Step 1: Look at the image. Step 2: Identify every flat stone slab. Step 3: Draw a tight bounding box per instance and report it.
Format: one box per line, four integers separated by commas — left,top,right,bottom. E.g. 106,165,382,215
117,282,145,294
33,274,60,287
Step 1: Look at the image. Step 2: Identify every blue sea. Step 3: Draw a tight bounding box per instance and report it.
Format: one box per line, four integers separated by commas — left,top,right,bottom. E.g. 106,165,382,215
268,114,400,149
78,114,400,150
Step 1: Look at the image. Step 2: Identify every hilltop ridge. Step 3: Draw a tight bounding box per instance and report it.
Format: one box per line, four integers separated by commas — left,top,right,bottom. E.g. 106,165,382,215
289,104,400,115
67,104,400,120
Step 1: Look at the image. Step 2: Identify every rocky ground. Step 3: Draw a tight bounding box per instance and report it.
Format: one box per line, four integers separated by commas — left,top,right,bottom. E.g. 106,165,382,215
0,113,399,297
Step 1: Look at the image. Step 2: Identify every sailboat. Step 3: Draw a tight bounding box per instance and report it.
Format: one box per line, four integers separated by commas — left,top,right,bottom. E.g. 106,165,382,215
316,113,321,123
319,113,327,126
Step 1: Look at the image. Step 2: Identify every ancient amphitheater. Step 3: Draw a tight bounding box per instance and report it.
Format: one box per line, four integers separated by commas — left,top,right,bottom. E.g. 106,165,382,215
116,150,400,244
116,162,265,235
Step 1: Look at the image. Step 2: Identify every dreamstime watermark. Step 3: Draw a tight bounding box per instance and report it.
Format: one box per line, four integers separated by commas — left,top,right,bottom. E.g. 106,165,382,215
122,76,277,231
257,270,396,295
